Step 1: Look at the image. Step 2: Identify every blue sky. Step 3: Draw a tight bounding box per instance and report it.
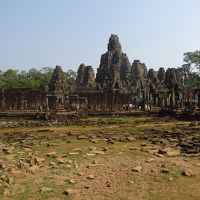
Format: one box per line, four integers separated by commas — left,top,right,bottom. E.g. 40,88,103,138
0,0,200,72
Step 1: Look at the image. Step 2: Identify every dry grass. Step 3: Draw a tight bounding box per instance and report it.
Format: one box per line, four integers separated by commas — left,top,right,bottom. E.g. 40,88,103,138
0,117,199,200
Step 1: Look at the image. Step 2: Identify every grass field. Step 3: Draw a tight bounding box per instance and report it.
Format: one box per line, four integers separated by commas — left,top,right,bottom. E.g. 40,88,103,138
0,117,199,200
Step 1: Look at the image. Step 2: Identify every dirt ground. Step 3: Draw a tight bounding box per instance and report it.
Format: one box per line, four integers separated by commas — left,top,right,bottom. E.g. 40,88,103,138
0,116,199,200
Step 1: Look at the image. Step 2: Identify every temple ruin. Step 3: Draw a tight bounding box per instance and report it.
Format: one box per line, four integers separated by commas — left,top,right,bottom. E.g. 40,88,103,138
0,34,199,117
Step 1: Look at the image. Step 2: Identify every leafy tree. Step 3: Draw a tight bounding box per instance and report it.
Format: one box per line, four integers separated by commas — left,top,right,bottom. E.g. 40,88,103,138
64,69,77,85
0,71,5,89
40,67,54,89
0,67,77,90
184,50,200,71
3,69,20,89
183,51,200,88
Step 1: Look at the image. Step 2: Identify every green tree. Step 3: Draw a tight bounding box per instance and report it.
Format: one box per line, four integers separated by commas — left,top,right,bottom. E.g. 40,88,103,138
184,50,200,71
0,67,76,90
64,69,77,85
183,51,200,88
0,71,5,89
3,69,20,89
40,67,53,90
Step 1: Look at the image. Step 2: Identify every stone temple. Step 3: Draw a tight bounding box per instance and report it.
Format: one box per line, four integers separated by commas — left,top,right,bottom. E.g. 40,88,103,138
0,34,199,117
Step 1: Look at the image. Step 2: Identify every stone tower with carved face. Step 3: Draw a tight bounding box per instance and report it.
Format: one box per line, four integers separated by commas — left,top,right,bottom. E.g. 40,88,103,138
50,65,67,93
96,34,131,90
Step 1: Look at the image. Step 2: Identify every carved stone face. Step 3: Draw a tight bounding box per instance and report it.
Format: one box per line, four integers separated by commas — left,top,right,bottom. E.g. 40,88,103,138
77,64,86,85
164,68,178,89
77,64,95,87
148,69,155,80
157,67,165,81
50,65,67,93
96,34,131,89
107,34,122,52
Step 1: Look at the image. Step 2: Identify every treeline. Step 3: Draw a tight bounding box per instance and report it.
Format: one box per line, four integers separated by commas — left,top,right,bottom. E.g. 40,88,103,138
0,67,77,90
0,51,199,90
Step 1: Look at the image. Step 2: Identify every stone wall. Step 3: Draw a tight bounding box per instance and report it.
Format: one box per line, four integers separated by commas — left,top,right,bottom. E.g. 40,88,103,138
0,89,47,111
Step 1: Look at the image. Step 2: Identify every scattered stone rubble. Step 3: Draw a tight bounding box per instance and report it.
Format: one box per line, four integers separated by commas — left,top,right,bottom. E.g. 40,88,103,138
0,119,199,197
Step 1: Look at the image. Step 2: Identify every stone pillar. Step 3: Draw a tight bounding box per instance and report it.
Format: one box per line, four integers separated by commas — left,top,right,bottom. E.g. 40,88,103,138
161,97,165,107
172,91,175,107
179,92,183,108
194,93,198,108
170,92,175,107
155,97,158,106
46,97,49,111
166,94,170,106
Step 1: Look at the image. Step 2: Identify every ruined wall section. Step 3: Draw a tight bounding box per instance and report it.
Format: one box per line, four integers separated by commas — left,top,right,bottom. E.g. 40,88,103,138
0,89,47,111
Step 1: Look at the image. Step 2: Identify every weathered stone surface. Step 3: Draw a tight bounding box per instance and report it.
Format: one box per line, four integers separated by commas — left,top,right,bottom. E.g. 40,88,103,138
67,178,76,184
77,63,86,87
77,64,95,87
86,164,103,168
131,60,147,83
129,146,139,150
157,147,180,157
107,34,121,51
181,169,194,177
126,136,136,142
68,152,80,155
147,69,156,80
50,65,67,93
87,174,95,179
64,188,74,195
46,152,57,157
77,172,85,176
160,168,170,173
41,187,52,192
28,165,40,174
0,161,6,169
120,53,131,86
96,34,131,89
77,135,89,139
157,67,165,82
164,68,178,89
89,150,105,155
132,165,142,172
146,158,155,163
85,66,95,86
